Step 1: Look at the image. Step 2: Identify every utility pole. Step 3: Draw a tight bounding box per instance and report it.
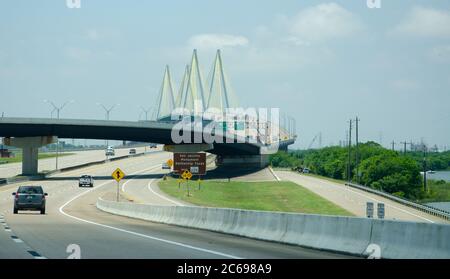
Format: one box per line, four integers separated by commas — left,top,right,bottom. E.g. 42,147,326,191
391,140,396,151
400,141,413,155
319,132,322,148
347,119,353,182
423,145,428,192
355,117,360,183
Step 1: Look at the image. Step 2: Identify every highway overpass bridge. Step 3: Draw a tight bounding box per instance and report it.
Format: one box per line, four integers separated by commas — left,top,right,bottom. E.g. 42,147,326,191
0,49,297,175
0,117,296,175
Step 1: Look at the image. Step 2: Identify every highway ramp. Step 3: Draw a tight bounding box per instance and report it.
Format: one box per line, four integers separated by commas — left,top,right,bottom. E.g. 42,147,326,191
275,170,449,224
0,152,352,259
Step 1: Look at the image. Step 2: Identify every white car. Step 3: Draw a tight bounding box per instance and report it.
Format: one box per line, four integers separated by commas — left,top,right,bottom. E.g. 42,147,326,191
162,162,170,169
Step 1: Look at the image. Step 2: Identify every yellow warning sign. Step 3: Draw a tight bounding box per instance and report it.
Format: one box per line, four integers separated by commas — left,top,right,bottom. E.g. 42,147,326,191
112,168,125,182
181,170,192,180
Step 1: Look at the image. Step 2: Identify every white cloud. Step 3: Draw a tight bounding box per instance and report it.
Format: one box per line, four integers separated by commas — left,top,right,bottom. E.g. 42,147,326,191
393,6,450,38
188,34,249,50
428,45,450,63
288,3,363,43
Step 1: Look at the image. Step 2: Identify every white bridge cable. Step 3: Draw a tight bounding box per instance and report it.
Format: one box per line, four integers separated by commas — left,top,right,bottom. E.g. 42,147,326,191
156,65,176,120
183,49,207,115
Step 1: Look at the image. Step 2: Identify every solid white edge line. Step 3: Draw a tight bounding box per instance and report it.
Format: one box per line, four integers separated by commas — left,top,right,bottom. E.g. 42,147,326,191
299,174,435,223
121,165,161,192
269,167,281,182
58,165,241,259
147,179,185,206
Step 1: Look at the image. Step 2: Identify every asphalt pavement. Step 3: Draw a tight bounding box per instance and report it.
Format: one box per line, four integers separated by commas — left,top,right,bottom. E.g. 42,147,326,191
0,152,353,259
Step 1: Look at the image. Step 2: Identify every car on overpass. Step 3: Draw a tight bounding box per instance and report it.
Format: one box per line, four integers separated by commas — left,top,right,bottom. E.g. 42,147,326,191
79,175,94,187
105,146,115,156
129,148,137,155
12,186,47,214
162,162,170,169
149,143,157,148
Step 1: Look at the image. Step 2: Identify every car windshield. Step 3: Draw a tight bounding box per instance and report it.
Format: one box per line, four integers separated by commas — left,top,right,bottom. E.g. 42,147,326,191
18,186,43,194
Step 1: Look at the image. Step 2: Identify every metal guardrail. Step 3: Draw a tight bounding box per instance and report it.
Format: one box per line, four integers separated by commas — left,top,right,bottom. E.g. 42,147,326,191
345,182,450,221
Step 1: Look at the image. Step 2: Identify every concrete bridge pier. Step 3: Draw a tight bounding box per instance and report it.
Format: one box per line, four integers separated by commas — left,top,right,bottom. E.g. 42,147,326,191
215,154,270,169
3,136,57,175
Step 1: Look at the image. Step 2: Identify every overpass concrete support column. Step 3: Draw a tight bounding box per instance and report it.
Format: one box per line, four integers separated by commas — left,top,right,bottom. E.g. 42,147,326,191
3,136,57,176
22,146,39,175
215,154,270,169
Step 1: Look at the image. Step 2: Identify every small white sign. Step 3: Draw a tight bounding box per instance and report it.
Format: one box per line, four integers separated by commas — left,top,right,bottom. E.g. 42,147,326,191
190,166,199,174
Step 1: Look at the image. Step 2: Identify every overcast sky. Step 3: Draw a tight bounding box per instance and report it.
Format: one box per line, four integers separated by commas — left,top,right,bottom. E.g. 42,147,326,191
1,0,449,149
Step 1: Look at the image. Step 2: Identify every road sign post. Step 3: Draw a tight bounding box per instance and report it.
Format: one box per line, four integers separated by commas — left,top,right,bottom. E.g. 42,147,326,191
377,203,385,219
181,170,193,196
112,168,125,202
366,202,374,218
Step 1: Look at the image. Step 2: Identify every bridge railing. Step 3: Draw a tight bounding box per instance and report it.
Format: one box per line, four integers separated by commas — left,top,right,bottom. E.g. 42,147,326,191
345,182,450,221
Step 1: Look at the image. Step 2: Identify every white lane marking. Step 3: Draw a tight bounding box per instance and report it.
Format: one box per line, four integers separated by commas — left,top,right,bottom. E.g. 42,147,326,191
121,165,161,192
269,167,281,181
59,165,241,259
147,179,185,206
297,174,435,223
12,238,23,243
343,186,435,223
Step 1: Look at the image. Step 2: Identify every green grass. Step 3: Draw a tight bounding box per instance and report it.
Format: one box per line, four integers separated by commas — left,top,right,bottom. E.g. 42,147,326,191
0,152,74,164
159,178,353,216
419,180,450,203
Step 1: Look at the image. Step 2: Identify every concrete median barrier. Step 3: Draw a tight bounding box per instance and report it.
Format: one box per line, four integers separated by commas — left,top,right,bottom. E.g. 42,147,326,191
96,199,450,258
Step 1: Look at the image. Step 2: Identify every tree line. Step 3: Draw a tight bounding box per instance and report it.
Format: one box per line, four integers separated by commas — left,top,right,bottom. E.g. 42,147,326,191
270,142,450,200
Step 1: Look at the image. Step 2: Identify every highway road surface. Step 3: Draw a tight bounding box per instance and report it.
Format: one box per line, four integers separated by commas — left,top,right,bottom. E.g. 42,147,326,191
0,152,352,259
275,171,449,224
0,146,154,178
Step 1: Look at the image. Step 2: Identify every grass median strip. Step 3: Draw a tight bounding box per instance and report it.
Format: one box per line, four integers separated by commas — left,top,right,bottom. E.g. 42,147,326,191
159,178,353,216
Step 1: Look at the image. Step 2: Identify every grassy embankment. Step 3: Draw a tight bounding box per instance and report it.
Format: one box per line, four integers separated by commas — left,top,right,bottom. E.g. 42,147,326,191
0,153,74,164
159,178,353,216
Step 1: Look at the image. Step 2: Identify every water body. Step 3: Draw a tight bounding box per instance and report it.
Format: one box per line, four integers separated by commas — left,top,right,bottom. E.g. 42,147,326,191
426,171,450,182
425,202,450,213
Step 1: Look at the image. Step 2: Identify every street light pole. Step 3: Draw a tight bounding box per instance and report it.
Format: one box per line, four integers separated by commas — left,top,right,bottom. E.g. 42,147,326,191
44,100,74,170
140,106,152,121
97,103,119,148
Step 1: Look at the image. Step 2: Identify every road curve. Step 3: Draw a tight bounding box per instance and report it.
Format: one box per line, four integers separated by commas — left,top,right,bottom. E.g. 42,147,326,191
276,171,449,224
0,153,353,259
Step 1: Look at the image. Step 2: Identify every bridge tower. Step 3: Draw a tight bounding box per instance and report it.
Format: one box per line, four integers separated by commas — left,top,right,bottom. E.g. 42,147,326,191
207,49,239,111
156,65,176,120
174,65,190,109
183,49,208,115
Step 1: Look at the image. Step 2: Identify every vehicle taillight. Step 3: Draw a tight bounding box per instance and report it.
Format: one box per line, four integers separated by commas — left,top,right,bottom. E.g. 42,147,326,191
15,193,19,200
